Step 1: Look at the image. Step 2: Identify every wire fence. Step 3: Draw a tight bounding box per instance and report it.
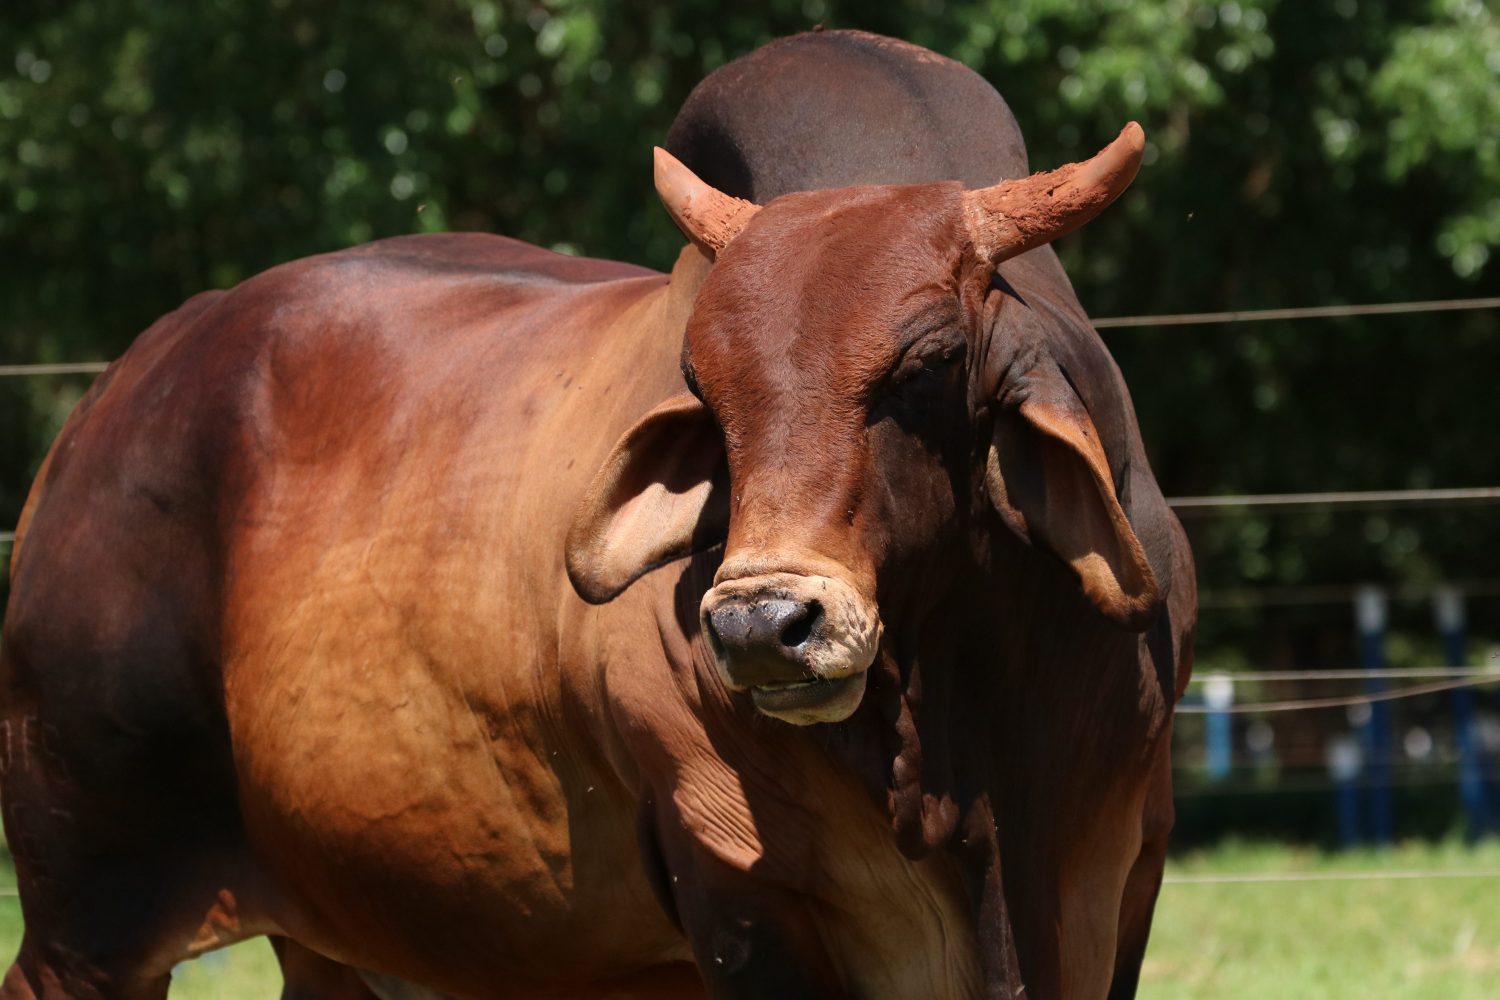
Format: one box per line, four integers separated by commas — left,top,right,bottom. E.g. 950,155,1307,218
1172,774,1483,797
0,870,1492,893
1198,580,1500,609
1161,867,1500,885
1,295,1496,378
1174,674,1500,715
1188,667,1500,683
0,361,109,377
2,294,1498,895
1091,295,1500,329
1169,486,1500,515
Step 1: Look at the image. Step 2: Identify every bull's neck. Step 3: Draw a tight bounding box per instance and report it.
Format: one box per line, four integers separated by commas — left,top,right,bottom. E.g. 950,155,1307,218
656,243,714,333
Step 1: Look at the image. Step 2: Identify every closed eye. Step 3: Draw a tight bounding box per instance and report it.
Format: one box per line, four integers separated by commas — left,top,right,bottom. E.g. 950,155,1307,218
867,327,971,444
889,331,967,389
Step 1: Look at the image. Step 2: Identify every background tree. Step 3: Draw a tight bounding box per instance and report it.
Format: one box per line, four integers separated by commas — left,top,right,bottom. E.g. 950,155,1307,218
3,0,1497,686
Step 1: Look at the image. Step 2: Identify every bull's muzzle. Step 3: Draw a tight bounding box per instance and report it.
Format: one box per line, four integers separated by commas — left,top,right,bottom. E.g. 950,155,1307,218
699,571,880,725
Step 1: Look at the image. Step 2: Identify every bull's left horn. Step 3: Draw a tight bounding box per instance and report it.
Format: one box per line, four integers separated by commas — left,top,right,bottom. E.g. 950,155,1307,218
964,122,1145,265
654,147,760,257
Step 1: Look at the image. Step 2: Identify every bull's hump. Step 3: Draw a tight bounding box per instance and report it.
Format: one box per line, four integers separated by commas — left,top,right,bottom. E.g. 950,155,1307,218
667,29,1030,201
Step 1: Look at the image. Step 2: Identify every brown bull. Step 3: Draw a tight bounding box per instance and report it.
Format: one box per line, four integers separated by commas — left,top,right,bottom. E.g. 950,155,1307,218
1,38,1192,1000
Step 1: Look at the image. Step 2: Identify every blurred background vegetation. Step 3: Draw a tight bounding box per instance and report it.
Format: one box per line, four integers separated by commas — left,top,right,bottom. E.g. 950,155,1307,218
2,1,1498,840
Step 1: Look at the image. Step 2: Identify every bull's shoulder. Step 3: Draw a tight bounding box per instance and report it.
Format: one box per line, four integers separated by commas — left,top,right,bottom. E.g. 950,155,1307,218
10,234,660,577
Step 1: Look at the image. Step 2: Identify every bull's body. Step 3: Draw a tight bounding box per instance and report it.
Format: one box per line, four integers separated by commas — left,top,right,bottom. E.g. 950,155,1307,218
1,31,1193,1000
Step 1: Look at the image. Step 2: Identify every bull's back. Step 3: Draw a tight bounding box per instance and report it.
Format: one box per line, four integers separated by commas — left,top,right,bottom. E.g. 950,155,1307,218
1,233,692,990
5,233,658,708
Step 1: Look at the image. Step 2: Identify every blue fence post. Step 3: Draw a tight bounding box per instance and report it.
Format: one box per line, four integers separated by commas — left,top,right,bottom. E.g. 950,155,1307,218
1356,585,1394,845
1436,586,1488,839
1326,734,1364,848
1204,674,1234,782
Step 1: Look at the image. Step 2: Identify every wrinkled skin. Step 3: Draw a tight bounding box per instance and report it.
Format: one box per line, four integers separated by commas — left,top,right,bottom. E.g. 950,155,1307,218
664,33,1194,998
569,165,1195,998
0,30,1192,1000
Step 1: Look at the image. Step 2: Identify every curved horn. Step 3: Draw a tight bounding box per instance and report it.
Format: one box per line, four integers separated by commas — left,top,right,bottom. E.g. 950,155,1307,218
654,147,760,257
964,122,1145,265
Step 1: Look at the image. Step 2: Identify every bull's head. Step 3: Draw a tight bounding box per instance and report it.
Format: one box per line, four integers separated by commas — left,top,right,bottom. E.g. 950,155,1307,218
568,125,1158,726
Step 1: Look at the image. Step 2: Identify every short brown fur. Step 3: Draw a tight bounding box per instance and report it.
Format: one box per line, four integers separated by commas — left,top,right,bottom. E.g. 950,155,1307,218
1,31,1192,1000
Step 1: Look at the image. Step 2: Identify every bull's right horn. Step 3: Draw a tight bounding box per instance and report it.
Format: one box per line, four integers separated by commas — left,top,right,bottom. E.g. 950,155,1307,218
964,122,1145,265
654,147,761,257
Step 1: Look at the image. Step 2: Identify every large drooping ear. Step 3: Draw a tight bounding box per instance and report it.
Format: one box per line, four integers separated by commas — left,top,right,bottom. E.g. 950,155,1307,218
654,147,760,259
985,362,1159,630
567,394,729,604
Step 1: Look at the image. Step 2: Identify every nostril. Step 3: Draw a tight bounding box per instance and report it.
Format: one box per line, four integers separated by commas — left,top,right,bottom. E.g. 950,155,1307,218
705,606,733,655
779,600,822,649
708,597,822,656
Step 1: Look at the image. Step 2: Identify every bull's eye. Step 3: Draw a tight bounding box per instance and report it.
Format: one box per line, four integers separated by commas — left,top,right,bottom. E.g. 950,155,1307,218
889,332,967,391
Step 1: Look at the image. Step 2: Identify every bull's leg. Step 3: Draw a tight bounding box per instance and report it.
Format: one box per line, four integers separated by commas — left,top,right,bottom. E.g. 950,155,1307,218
1105,835,1167,1000
0,713,177,1000
0,933,168,1000
0,649,268,999
271,937,381,1000
1106,742,1175,1000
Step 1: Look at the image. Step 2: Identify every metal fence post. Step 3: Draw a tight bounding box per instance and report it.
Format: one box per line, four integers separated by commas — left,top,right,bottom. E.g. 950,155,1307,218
1326,734,1364,848
1435,586,1488,839
1356,585,1393,844
1204,675,1234,782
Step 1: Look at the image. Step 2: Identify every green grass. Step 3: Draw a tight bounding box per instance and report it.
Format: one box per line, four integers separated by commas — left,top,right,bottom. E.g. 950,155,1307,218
1143,839,1500,999
0,847,280,998
161,945,281,999
0,840,1496,996
0,906,281,998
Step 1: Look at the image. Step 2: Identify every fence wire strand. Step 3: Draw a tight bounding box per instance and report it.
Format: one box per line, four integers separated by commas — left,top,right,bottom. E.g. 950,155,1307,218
3,297,1498,377
4,869,1489,893
1093,295,1500,329
1162,868,1500,885
1173,673,1500,714
1188,667,1500,683
1,297,1498,930
1169,486,1500,514
0,361,109,377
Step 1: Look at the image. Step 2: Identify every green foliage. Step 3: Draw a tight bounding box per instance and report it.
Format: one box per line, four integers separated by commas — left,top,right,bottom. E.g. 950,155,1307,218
2,1,1497,661
1372,0,1500,279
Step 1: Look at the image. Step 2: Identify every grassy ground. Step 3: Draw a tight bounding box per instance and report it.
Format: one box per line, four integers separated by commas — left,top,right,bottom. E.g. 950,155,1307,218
0,840,1496,996
1143,838,1500,999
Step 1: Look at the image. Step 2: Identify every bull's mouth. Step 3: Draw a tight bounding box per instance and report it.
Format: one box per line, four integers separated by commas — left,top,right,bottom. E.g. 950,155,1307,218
701,564,880,725
749,670,868,725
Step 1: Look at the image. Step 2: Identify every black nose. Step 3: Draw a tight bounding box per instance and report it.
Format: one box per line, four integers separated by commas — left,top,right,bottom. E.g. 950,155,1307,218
706,598,823,659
